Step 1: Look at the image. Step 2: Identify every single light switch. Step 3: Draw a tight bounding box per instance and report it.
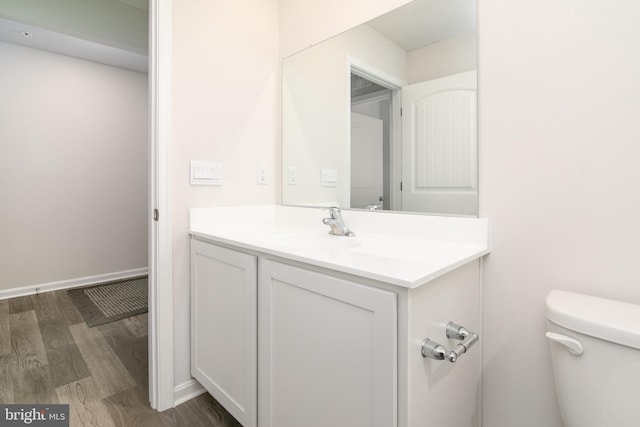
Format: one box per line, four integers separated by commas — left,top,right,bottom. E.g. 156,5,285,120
321,169,338,187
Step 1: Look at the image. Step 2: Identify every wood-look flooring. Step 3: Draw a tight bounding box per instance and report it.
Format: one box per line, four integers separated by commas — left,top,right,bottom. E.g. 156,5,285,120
0,289,242,427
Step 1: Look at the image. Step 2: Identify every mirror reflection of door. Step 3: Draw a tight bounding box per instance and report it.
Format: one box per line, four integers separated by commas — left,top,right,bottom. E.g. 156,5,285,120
350,70,477,215
401,70,477,215
350,74,392,210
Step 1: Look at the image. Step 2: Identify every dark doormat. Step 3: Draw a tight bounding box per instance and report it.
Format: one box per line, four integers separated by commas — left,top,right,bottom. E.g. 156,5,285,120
67,276,148,327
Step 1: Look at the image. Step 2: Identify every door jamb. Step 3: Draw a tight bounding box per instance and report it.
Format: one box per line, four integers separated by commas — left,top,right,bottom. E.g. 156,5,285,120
148,0,174,411
347,56,404,210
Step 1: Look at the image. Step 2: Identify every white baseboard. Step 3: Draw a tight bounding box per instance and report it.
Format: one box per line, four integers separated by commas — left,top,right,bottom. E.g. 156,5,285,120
174,379,206,407
0,267,149,300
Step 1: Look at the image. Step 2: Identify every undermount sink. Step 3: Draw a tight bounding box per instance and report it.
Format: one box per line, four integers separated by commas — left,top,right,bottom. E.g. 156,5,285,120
262,230,368,250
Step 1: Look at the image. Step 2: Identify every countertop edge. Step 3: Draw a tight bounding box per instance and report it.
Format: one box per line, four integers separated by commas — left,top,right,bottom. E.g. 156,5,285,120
190,231,488,289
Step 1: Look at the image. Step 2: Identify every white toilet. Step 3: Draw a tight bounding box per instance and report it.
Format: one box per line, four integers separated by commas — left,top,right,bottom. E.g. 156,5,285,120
545,290,640,427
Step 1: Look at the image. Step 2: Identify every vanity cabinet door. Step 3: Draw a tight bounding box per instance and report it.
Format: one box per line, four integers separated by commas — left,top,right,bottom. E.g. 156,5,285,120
258,259,397,427
191,240,257,427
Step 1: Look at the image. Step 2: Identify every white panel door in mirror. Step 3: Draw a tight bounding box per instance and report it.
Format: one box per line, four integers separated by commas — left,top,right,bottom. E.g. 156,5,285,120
401,71,477,215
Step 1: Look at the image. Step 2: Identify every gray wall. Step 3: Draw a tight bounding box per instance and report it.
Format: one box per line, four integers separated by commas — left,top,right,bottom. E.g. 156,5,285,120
0,42,148,290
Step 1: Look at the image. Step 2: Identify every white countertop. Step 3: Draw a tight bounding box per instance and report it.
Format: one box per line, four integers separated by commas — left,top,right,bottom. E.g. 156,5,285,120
190,205,490,289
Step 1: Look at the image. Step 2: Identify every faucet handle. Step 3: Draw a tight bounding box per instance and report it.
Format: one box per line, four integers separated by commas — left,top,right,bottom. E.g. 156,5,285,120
323,206,341,219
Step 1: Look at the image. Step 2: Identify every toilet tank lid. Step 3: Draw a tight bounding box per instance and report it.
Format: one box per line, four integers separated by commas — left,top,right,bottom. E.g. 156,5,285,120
546,290,640,350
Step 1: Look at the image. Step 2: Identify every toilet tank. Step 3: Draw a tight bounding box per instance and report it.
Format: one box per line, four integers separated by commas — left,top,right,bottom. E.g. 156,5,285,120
545,290,640,427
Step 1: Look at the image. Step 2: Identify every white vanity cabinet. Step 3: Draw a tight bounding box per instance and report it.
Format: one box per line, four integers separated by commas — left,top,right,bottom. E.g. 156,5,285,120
189,204,489,427
258,259,397,427
190,239,257,427
258,258,481,427
191,238,481,427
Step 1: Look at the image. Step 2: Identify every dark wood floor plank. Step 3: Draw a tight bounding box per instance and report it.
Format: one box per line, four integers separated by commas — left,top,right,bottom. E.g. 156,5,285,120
56,377,116,427
31,291,84,326
12,364,58,404
0,354,15,403
192,392,243,427
164,392,243,427
54,290,85,325
39,319,91,387
8,295,34,314
0,300,10,356
122,312,147,338
10,310,49,371
103,386,172,427
31,291,62,322
98,321,149,395
69,322,136,398
161,401,213,427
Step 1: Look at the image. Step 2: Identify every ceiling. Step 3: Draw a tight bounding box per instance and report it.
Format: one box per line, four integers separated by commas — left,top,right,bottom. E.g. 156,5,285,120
0,0,148,73
367,0,476,51
0,17,147,72
118,0,148,12
0,0,473,73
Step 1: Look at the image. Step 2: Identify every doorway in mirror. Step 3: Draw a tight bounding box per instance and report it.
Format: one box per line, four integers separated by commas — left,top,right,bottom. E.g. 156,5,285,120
350,74,392,210
349,70,477,215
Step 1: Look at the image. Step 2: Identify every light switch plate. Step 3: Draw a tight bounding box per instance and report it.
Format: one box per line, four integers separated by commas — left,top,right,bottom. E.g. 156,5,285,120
191,161,222,185
321,168,338,187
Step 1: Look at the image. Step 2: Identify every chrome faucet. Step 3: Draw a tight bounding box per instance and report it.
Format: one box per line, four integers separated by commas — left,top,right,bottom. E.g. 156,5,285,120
322,207,355,236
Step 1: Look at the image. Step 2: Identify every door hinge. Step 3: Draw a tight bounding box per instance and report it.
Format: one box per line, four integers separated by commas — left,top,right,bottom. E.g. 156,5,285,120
400,182,403,191
154,209,159,221
400,107,403,117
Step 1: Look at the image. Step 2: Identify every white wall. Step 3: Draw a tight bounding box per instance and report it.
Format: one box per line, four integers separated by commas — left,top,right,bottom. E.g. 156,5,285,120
0,41,148,291
479,0,640,426
171,0,280,386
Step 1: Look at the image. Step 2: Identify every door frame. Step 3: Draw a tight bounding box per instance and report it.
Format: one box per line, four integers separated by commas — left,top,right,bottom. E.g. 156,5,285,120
148,0,174,411
347,56,405,210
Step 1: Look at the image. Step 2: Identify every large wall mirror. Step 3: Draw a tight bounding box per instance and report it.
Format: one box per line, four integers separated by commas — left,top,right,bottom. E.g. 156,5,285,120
282,0,477,216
